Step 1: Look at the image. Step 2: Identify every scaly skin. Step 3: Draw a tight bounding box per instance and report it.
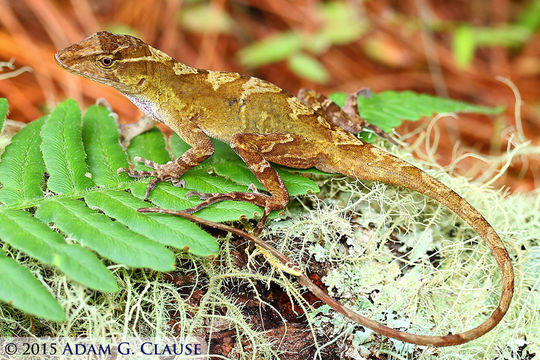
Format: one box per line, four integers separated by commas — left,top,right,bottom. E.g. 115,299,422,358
55,31,514,346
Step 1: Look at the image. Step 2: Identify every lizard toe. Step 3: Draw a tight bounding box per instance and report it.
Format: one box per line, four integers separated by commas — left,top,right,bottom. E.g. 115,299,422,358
144,178,162,199
117,167,155,178
172,178,186,188
133,156,159,169
185,190,215,200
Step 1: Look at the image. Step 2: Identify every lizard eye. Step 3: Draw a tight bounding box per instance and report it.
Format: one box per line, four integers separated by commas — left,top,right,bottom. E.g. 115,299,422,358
98,56,114,68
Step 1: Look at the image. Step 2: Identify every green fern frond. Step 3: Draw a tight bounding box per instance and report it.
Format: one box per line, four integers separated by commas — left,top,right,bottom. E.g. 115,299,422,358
0,98,318,320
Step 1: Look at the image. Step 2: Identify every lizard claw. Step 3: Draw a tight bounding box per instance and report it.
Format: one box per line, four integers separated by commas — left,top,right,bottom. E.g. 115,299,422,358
172,179,186,188
353,88,372,99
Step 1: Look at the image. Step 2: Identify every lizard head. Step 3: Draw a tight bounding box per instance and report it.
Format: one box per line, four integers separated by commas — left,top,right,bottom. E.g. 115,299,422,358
55,31,157,94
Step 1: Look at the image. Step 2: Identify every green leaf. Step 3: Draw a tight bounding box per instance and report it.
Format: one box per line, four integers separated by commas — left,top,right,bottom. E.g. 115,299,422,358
239,32,303,67
0,209,117,292
171,135,246,164
52,245,118,292
213,161,261,188
0,251,65,321
0,98,7,133
0,118,45,204
35,198,175,271
170,132,192,156
82,105,130,187
473,25,532,47
330,91,504,133
275,167,320,196
313,1,367,48
85,190,219,257
178,2,232,34
453,26,476,69
182,169,251,193
40,99,94,194
452,24,532,68
127,127,170,170
211,138,240,160
453,24,532,68
172,135,244,172
287,53,330,84
358,131,377,143
0,209,63,264
517,1,540,31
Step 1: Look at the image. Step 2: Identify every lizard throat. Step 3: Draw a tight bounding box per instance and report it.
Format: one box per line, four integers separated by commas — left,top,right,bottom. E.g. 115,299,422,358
124,93,163,122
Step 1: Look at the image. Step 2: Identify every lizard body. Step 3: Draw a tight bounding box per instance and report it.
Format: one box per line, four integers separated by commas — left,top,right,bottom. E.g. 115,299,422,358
55,32,513,347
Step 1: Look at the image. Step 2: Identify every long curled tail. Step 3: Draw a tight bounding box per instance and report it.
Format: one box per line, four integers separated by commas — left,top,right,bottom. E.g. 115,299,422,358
327,143,514,346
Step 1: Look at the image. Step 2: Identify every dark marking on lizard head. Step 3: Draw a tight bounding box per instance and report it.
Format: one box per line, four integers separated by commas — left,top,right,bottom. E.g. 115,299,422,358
55,31,154,94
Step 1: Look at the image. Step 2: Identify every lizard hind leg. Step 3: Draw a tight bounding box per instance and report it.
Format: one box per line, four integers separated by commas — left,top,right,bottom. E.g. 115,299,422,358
297,88,363,134
297,88,395,143
184,133,321,235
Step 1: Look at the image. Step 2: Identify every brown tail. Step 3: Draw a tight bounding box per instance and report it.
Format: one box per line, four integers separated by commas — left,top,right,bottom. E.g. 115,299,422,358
325,143,514,346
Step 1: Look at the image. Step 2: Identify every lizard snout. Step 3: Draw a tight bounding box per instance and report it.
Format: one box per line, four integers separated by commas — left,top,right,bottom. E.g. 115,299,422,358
54,42,101,78
54,48,69,69
54,45,83,71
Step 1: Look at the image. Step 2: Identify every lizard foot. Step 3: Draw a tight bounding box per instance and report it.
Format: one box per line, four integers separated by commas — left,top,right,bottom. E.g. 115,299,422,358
184,190,273,236
184,191,238,213
185,190,216,201
118,156,187,199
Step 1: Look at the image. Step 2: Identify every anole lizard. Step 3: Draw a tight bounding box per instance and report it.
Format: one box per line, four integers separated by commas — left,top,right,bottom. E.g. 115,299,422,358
55,31,513,347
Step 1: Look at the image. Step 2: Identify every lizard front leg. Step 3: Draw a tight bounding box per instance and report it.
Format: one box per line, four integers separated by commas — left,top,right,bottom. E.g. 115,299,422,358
120,121,214,199
185,133,320,235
